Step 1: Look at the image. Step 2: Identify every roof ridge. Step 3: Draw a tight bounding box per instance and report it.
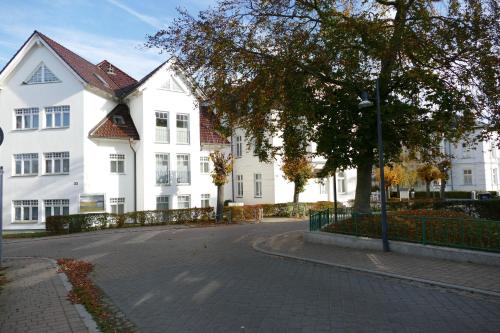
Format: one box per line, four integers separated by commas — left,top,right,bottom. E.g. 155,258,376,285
36,31,120,93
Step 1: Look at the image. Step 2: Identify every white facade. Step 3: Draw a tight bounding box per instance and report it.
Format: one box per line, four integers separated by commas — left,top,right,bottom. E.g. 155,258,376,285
0,32,221,230
229,128,357,205
442,134,500,193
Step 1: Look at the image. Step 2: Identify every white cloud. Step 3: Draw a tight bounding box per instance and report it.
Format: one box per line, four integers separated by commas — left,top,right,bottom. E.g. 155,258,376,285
105,0,166,29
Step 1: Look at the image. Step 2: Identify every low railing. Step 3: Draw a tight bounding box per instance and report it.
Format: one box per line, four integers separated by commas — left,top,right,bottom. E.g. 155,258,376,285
310,209,500,253
176,129,190,144
309,207,353,231
155,126,170,143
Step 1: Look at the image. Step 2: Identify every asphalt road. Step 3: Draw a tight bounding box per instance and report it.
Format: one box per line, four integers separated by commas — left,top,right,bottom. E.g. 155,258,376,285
4,222,500,333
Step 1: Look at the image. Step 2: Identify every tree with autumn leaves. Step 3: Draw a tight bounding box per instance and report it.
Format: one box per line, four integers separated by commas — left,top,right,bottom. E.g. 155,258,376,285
281,156,315,203
148,0,498,212
209,151,232,222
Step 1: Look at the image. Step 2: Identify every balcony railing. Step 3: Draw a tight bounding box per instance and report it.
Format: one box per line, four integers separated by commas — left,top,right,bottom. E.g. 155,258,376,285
155,126,170,143
156,171,171,185
176,129,190,144
176,170,191,184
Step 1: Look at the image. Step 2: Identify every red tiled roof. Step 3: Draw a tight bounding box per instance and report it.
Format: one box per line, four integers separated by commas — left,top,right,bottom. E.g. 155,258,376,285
97,60,137,93
89,104,140,140
36,32,137,95
200,108,229,145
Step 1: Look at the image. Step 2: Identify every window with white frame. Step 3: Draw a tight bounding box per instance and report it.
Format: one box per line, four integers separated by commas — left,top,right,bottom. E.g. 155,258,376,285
491,146,498,159
15,108,39,130
110,197,125,214
44,199,69,217
236,174,244,197
156,153,170,185
176,114,190,144
44,152,70,174
156,196,170,210
160,75,185,93
235,136,243,158
319,179,327,195
13,200,38,222
463,169,473,185
176,154,190,184
254,173,262,198
461,143,471,159
178,195,191,209
337,172,346,193
492,168,498,186
24,62,60,84
200,156,210,174
45,105,70,128
155,112,169,143
201,194,210,208
13,153,38,176
110,154,125,173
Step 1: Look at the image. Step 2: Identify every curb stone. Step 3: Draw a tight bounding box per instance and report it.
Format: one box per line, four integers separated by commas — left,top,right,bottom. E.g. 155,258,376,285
252,238,500,300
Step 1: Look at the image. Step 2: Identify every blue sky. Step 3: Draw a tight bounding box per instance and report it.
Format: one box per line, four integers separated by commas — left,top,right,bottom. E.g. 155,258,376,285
0,0,215,79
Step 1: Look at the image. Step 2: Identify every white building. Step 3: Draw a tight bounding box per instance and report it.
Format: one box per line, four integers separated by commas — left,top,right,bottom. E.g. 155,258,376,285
229,128,357,205
441,134,500,193
0,31,228,231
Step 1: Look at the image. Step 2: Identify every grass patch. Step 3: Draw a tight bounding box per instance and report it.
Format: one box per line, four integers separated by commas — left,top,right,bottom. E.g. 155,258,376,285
3,231,50,239
57,258,134,333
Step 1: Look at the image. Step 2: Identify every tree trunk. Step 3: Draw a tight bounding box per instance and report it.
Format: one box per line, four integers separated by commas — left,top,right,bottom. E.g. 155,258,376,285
440,179,446,201
353,150,374,213
425,181,431,198
293,182,299,204
216,185,224,223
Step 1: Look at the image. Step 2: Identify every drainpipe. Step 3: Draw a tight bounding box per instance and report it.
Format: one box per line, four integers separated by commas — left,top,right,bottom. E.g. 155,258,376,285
129,138,137,212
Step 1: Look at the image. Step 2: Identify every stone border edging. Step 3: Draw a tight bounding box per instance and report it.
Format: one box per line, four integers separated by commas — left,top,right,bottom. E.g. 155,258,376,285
252,238,500,299
305,231,500,267
4,256,101,333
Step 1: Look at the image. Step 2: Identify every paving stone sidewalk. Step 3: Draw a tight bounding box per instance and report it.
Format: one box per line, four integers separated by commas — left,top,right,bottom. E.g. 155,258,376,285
0,257,89,333
255,230,500,295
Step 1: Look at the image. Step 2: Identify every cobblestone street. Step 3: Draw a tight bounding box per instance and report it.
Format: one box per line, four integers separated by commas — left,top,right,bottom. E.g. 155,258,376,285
3,222,500,333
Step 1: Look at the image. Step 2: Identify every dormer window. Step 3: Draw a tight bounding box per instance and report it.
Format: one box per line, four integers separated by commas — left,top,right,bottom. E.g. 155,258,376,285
107,64,115,75
24,62,60,84
94,73,109,88
112,115,125,125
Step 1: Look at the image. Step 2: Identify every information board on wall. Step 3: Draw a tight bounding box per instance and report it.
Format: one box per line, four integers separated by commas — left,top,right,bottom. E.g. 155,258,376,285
79,194,105,213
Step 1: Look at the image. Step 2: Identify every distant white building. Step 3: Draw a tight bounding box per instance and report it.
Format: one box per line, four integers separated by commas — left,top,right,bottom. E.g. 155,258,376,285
228,128,357,205
441,134,500,193
0,31,228,231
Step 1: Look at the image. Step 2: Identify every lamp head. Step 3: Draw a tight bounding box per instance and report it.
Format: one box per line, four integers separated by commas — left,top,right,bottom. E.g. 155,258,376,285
358,91,373,109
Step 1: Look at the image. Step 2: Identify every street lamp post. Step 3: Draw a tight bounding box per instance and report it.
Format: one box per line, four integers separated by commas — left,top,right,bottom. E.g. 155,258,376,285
359,79,390,252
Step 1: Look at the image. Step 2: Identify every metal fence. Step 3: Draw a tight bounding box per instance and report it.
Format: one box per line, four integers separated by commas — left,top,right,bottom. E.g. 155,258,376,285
309,208,500,253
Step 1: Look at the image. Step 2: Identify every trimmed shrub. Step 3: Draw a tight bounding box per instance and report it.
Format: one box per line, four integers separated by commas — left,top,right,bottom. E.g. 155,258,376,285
46,208,215,235
433,199,500,220
227,201,345,221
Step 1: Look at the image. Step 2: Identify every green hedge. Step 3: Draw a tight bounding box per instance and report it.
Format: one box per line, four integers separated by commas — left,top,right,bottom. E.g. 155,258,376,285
412,191,498,199
46,207,215,235
228,201,345,221
433,199,500,220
